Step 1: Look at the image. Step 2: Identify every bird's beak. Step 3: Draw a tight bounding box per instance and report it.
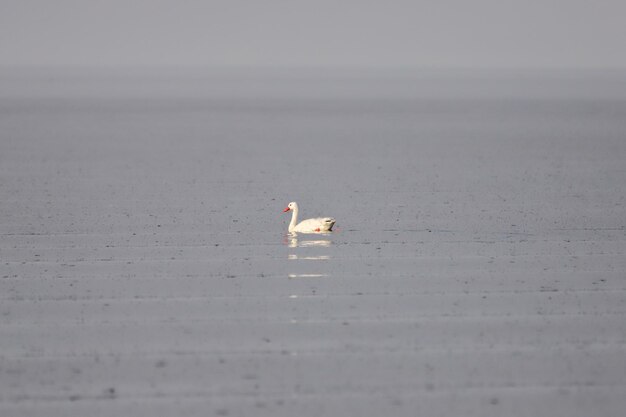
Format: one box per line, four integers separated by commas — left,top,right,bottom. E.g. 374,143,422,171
283,207,290,212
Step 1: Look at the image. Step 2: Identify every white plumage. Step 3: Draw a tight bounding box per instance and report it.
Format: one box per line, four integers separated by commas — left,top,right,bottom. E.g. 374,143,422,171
283,202,335,233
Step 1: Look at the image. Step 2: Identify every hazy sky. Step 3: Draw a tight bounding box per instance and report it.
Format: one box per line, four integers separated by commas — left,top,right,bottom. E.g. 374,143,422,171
1,0,625,69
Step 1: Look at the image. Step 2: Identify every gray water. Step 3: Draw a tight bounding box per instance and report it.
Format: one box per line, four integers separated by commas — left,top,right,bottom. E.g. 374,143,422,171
1,69,626,416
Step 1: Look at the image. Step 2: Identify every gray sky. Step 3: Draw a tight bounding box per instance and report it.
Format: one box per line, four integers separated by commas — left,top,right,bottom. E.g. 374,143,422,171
1,0,625,69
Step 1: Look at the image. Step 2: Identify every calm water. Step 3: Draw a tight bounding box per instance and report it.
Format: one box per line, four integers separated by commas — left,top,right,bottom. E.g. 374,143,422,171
1,70,625,416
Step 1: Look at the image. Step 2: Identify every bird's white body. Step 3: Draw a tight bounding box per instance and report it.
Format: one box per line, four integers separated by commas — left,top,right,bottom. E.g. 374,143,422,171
283,202,335,233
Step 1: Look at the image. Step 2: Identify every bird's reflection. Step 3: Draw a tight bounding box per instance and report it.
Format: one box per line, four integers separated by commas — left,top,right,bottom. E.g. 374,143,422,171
288,254,330,260
287,233,332,248
285,232,332,279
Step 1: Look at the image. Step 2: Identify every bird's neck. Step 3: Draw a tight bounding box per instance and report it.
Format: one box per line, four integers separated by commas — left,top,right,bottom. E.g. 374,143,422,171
288,207,299,232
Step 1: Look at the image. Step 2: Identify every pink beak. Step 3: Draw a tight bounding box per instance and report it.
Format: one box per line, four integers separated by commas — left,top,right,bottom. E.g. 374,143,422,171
283,207,290,212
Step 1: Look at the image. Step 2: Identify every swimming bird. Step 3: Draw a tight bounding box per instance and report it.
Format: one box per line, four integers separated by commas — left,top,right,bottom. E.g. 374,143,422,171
283,202,335,233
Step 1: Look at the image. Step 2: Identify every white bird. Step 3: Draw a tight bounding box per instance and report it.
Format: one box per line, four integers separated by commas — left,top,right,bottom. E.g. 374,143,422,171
283,202,335,233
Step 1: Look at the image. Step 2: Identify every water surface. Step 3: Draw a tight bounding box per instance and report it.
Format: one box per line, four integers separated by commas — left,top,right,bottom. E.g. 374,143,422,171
1,69,625,416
